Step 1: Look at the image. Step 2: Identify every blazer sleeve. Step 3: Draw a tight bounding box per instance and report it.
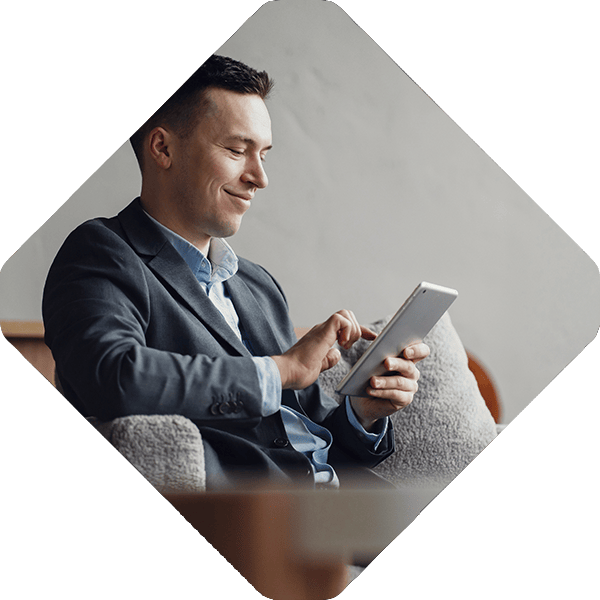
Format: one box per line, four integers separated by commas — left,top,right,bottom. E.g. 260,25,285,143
43,220,266,424
323,399,395,468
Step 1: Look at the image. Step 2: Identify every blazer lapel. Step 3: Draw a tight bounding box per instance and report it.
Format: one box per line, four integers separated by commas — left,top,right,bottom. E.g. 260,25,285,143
118,199,250,357
225,275,286,358
149,248,251,357
226,275,307,414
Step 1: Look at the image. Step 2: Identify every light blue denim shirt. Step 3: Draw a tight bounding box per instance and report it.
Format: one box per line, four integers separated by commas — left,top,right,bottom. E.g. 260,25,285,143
145,212,387,487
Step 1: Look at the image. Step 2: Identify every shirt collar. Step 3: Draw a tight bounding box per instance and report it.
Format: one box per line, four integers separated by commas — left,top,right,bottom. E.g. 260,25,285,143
143,209,238,286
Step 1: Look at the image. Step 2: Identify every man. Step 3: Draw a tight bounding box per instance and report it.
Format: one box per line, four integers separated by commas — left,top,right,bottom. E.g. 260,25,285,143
43,55,429,490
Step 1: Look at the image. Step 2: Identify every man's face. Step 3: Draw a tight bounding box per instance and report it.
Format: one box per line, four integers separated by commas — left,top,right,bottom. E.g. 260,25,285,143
169,87,272,248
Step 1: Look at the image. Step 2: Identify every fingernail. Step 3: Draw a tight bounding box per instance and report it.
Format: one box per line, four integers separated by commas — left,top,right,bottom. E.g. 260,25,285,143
405,348,414,358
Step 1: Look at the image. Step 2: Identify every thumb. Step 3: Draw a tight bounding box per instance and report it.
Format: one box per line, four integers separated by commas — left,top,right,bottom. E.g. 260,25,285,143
320,347,341,373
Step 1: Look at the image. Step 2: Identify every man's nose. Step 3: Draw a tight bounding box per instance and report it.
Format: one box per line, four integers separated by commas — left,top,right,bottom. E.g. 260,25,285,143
242,158,268,189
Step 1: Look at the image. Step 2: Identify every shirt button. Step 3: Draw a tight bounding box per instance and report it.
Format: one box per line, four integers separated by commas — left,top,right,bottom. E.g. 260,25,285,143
273,438,289,448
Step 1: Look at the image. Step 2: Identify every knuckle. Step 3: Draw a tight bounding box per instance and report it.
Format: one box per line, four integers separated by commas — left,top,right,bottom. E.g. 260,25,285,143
326,314,339,328
392,392,412,407
388,357,402,372
400,392,413,408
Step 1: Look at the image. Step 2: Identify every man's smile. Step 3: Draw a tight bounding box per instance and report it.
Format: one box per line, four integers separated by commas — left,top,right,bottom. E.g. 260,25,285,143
225,189,254,202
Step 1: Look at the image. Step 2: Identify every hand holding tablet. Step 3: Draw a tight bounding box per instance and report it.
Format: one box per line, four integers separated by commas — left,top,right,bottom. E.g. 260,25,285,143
336,282,458,398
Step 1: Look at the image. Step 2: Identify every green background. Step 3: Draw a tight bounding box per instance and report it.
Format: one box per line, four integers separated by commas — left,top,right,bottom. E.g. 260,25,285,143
0,0,600,600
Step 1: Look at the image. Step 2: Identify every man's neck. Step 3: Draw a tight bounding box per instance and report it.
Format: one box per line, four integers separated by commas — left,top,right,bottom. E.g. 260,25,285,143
139,195,211,256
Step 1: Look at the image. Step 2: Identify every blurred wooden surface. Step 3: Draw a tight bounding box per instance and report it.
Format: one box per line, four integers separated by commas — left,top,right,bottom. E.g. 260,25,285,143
1,320,55,385
165,490,349,600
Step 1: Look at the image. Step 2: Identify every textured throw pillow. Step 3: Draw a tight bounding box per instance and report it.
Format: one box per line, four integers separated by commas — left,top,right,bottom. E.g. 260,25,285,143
318,313,497,487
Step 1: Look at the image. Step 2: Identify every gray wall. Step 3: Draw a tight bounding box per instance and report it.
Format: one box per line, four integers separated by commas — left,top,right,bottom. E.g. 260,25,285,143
1,0,598,423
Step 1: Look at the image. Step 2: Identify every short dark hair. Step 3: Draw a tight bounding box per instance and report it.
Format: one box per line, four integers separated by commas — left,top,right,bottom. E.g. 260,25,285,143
130,54,274,170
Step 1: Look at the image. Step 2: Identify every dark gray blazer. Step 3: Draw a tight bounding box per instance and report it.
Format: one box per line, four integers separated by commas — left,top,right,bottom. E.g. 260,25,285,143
43,199,394,489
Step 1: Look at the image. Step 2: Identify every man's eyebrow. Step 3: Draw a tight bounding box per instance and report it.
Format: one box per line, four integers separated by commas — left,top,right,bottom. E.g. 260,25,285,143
225,135,272,151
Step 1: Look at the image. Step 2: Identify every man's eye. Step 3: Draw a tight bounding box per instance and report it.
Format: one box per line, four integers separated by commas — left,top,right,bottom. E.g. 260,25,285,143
228,148,243,156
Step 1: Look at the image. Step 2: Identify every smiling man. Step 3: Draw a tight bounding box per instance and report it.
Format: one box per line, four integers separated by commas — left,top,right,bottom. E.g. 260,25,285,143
137,86,272,254
43,55,428,490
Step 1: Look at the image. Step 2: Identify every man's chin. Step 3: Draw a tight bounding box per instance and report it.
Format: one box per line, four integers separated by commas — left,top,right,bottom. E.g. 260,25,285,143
210,218,243,240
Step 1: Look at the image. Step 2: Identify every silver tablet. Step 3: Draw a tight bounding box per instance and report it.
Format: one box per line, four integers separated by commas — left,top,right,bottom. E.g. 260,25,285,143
335,282,458,397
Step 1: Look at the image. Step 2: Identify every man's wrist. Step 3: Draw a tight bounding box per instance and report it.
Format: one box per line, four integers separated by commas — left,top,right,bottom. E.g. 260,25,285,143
349,397,378,432
271,354,291,389
359,417,379,433
345,398,388,450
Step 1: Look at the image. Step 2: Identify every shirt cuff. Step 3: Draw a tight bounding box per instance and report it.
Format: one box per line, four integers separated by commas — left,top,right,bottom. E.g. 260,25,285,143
252,356,283,417
345,397,388,451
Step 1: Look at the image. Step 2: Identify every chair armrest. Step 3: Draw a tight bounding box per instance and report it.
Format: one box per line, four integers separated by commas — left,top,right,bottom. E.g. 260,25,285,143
89,414,206,493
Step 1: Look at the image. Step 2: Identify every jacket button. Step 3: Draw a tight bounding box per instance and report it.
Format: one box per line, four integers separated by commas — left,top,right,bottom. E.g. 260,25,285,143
273,437,289,448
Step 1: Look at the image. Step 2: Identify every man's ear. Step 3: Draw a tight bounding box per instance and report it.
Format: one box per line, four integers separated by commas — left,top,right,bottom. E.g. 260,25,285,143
147,126,174,170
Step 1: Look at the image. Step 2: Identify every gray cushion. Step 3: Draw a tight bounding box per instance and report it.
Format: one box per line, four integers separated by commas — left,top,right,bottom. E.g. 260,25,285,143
318,313,498,488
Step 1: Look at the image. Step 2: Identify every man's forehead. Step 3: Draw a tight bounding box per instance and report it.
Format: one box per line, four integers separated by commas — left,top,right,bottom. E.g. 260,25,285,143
202,90,272,146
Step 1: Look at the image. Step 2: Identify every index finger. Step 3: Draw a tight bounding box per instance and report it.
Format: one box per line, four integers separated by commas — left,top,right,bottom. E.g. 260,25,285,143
335,309,360,348
360,325,377,341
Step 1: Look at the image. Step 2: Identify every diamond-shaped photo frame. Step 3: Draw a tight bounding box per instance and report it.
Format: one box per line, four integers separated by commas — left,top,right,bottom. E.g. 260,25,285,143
2,1,596,600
